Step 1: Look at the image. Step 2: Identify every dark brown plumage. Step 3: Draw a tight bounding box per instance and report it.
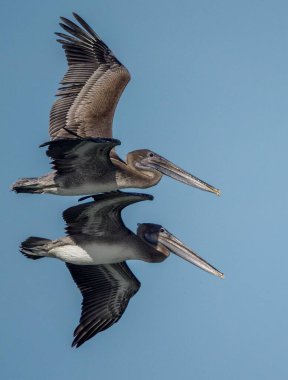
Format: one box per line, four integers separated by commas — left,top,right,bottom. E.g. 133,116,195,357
66,262,140,348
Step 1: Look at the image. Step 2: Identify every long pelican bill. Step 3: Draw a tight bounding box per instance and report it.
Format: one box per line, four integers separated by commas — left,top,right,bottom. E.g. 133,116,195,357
158,229,224,278
144,153,221,196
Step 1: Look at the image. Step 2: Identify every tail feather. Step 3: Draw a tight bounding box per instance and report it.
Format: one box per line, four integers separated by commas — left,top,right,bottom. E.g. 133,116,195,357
12,177,44,194
20,237,51,260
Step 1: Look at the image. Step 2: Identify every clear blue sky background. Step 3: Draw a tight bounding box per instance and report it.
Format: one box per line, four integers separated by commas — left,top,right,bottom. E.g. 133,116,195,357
2,0,288,379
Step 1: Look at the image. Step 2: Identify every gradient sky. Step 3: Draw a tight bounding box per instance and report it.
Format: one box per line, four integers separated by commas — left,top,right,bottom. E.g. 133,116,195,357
2,0,288,379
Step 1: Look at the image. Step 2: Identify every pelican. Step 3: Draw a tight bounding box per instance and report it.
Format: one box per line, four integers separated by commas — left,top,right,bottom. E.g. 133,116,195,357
12,13,220,196
20,191,224,347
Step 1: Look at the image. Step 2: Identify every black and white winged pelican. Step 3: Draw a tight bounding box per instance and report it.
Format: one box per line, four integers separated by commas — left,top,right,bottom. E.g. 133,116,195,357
12,13,220,196
20,191,224,347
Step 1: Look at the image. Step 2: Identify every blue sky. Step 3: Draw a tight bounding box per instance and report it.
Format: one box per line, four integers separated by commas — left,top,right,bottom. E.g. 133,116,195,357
2,0,288,379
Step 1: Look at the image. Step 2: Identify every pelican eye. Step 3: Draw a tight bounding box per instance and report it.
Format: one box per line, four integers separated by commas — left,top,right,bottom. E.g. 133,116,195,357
148,152,154,158
160,228,165,233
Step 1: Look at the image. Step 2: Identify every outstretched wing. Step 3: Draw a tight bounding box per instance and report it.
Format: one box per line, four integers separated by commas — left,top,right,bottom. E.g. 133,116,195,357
66,262,141,347
62,191,153,237
50,13,130,140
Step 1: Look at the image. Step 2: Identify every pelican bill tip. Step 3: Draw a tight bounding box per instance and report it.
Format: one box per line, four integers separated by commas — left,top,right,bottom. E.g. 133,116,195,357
213,188,221,197
210,267,224,279
213,270,224,279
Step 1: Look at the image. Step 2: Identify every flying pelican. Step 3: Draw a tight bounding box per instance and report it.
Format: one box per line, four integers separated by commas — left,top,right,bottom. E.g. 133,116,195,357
20,191,224,347
12,13,220,196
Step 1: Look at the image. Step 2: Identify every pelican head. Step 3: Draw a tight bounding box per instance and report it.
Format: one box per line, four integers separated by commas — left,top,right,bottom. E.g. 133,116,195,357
127,149,220,195
137,223,224,278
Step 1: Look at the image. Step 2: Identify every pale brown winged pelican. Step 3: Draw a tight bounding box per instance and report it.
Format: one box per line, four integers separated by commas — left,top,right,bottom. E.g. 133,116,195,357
20,191,224,347
12,13,220,196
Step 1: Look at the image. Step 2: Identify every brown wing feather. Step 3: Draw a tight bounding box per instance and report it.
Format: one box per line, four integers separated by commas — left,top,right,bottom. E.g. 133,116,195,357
50,13,130,140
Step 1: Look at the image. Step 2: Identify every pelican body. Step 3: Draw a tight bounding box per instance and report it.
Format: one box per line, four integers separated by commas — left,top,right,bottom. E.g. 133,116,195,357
21,191,224,347
13,137,220,196
12,13,220,197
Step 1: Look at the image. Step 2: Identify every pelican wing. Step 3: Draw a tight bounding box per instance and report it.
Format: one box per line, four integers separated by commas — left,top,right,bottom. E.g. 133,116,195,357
50,13,130,140
66,262,140,347
41,137,120,176
63,191,153,237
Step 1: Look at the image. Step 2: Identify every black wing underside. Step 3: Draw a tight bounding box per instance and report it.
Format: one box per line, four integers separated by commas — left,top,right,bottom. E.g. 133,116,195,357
41,138,119,182
66,262,140,347
50,13,130,140
62,191,153,237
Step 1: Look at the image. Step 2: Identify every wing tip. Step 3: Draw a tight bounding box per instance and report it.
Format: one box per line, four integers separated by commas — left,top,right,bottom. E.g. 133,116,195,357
78,191,154,204
71,338,82,348
72,12,81,22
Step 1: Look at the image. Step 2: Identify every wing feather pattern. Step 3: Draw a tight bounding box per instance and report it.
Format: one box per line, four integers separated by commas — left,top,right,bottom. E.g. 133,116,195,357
50,13,130,140
66,262,140,347
41,138,120,177
62,191,153,237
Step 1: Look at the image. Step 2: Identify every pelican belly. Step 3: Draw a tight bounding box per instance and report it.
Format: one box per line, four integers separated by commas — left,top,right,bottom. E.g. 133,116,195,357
50,245,94,264
50,241,136,265
83,241,136,264
56,180,118,196
55,171,118,195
